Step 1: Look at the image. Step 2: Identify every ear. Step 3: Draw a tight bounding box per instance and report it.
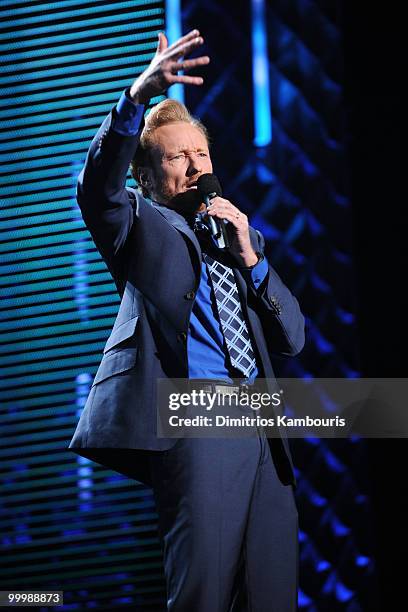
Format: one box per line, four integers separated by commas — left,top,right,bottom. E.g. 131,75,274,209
136,166,153,188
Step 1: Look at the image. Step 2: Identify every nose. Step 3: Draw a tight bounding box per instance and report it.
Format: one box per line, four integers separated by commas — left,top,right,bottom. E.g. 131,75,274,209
186,153,202,176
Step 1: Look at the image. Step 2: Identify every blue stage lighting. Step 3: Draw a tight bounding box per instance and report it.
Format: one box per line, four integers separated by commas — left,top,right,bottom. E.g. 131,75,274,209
251,0,272,146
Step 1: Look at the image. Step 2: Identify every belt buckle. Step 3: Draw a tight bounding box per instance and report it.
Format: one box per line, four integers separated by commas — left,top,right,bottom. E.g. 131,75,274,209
216,384,238,397
239,382,250,396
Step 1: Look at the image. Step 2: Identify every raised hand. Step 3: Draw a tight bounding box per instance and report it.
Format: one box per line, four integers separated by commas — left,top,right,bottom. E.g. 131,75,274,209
129,29,210,104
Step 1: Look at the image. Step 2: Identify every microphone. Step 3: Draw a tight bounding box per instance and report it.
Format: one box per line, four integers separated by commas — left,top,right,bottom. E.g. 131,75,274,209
197,174,229,249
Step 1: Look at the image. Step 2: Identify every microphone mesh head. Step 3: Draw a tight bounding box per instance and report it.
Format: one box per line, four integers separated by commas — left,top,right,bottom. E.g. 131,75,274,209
197,174,222,198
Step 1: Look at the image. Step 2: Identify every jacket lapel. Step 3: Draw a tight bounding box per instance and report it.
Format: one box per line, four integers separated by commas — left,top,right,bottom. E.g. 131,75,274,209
153,203,202,263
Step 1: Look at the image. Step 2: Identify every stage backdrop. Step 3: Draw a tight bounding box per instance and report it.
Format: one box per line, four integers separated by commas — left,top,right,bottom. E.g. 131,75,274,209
1,1,168,610
1,0,375,610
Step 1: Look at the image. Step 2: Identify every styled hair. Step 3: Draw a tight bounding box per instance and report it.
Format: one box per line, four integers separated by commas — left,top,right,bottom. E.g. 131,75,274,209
130,98,210,197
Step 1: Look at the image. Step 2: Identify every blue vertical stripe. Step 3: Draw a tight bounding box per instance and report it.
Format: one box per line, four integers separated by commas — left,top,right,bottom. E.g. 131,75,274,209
251,0,272,146
165,0,184,103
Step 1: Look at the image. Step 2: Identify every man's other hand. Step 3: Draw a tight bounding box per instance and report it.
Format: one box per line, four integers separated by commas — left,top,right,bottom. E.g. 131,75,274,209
129,29,210,105
206,197,258,267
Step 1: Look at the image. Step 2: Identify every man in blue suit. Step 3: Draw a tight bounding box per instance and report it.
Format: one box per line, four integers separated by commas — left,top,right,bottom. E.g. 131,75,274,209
69,29,305,611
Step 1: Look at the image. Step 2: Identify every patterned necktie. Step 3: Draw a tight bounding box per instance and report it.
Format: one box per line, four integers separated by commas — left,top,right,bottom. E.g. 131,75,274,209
203,253,257,379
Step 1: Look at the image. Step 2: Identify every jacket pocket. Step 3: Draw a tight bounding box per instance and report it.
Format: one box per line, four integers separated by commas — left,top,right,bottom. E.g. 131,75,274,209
103,315,139,354
92,347,138,387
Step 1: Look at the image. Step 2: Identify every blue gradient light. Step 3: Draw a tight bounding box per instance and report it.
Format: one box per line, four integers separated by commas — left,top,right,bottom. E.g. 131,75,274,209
356,555,370,567
335,582,354,602
165,0,184,103
317,560,331,572
251,0,272,146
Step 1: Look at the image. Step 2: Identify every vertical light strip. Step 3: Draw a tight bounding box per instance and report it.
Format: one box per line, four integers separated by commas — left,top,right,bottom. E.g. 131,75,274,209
165,0,184,103
251,0,272,146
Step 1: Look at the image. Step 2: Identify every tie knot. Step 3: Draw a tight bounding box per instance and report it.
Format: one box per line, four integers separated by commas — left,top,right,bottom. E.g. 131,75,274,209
193,214,210,235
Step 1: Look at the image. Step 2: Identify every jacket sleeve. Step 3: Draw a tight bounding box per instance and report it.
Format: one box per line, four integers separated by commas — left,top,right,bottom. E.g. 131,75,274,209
247,228,306,357
76,107,144,288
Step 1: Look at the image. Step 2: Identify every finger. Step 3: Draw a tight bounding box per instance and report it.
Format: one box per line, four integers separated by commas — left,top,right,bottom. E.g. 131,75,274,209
220,208,246,222
167,36,204,60
208,196,232,206
170,56,210,72
166,29,200,52
208,209,247,226
167,74,204,85
156,31,168,54
208,201,239,215
168,57,210,76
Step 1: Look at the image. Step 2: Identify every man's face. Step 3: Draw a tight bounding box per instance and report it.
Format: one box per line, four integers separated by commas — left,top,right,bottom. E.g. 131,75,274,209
143,122,213,213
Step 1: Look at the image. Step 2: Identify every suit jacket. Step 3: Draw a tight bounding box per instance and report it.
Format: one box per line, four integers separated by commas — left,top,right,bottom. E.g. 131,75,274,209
68,107,305,487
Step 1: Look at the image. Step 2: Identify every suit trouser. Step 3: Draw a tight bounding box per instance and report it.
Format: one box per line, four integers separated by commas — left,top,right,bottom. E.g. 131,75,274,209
148,424,299,612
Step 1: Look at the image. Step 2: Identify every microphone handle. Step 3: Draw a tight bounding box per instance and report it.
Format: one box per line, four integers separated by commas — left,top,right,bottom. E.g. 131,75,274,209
204,193,230,249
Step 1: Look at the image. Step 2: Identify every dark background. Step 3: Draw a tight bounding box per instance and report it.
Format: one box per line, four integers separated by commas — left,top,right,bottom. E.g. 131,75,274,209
343,2,407,609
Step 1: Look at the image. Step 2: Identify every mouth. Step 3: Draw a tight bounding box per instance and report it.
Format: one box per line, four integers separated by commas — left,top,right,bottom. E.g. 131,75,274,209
185,182,198,190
